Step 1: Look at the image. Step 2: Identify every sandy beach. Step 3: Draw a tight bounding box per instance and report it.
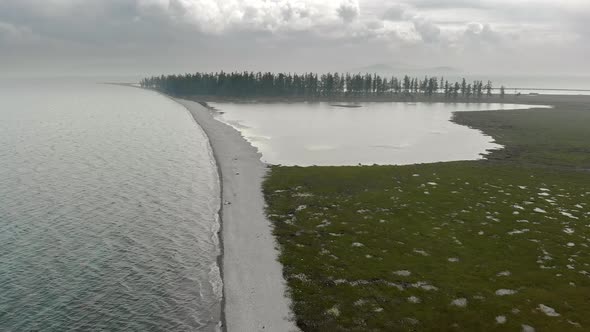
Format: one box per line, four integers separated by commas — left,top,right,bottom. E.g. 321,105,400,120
174,99,298,332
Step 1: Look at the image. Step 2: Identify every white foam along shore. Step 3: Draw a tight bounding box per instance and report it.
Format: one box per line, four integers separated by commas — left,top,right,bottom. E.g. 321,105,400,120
174,99,299,332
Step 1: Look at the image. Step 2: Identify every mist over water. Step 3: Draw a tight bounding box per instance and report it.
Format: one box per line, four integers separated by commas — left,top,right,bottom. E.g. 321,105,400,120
0,80,222,331
210,102,549,166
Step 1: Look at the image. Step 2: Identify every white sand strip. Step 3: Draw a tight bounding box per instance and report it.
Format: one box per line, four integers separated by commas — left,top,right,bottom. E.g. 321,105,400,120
175,99,298,332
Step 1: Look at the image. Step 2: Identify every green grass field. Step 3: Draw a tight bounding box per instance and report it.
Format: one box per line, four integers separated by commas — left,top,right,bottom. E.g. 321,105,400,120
264,104,590,331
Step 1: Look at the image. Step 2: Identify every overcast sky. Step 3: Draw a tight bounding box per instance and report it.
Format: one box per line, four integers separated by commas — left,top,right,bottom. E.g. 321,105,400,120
1,0,589,77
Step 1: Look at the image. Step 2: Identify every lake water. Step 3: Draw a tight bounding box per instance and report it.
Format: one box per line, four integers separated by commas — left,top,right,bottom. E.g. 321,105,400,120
0,80,222,331
210,102,549,166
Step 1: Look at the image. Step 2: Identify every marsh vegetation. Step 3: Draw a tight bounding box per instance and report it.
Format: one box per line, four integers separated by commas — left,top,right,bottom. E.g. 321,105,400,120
264,105,590,331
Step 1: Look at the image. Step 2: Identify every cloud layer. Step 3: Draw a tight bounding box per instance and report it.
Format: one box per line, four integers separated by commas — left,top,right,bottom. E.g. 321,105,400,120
0,0,588,76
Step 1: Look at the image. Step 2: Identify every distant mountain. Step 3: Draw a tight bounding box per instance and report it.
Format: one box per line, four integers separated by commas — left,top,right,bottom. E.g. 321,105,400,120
349,63,461,75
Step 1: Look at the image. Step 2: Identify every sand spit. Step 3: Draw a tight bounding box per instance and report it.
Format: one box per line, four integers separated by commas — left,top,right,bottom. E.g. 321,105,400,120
174,99,298,332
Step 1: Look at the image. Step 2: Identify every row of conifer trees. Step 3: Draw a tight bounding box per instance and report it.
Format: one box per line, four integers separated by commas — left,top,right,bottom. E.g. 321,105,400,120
140,72,505,98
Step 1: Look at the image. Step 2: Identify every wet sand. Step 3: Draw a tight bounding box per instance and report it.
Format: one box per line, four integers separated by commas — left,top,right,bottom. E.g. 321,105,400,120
174,99,298,332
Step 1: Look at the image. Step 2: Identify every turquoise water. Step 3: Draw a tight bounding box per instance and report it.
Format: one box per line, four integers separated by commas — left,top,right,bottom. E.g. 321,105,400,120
0,80,221,331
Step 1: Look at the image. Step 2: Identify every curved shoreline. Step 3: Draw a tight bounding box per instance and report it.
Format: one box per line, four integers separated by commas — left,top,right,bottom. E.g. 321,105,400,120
173,98,298,332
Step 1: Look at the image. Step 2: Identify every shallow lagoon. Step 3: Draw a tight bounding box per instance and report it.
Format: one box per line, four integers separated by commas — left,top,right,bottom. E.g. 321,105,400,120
209,102,550,166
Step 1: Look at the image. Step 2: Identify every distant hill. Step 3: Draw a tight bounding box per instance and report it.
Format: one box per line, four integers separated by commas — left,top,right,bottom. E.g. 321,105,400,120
349,63,461,76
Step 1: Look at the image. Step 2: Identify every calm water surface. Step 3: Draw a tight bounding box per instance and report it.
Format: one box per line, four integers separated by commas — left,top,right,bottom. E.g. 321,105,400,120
210,102,549,166
0,80,221,331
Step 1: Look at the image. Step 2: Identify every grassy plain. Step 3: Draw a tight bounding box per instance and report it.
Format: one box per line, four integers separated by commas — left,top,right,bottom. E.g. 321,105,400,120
263,95,590,331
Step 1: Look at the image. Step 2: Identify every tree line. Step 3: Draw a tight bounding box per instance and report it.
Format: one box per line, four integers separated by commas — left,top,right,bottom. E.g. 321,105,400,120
141,72,505,98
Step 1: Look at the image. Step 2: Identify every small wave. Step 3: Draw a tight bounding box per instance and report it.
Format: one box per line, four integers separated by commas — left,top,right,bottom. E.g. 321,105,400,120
210,213,221,246
209,263,223,299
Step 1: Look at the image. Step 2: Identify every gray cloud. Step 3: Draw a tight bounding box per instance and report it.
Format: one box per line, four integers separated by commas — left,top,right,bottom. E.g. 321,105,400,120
0,22,34,44
381,4,407,21
464,23,499,43
407,0,487,10
412,17,440,43
0,0,588,76
337,1,360,23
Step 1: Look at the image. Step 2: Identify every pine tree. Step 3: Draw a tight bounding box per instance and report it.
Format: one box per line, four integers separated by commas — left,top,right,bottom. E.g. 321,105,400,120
141,71,493,101
461,78,467,97
403,75,411,94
